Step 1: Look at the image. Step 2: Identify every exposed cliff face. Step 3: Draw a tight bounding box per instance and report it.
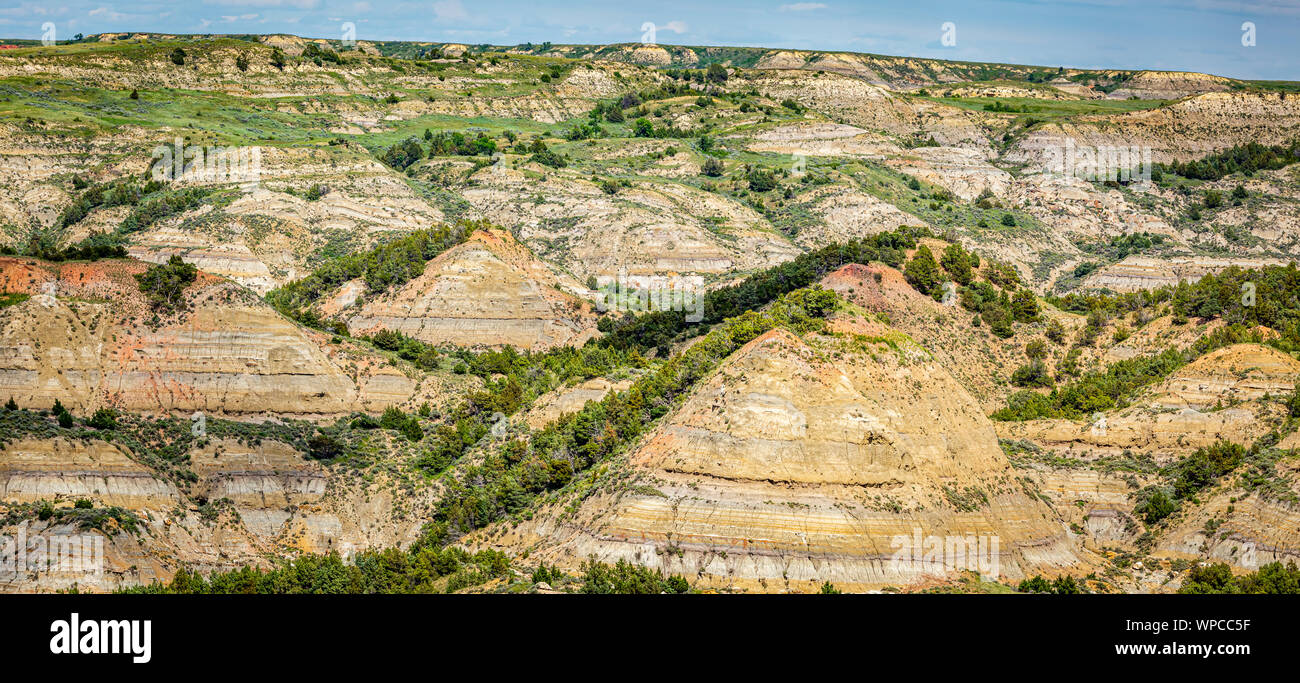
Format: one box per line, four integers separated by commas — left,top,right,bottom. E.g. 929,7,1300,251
987,338,1294,562
1154,344,1300,410
885,146,1012,200
127,145,448,293
1007,92,1300,167
460,171,800,281
821,262,1086,411
341,229,599,351
1156,484,1300,571
996,345,1299,464
749,70,992,147
990,344,1300,581
0,257,415,416
477,327,1085,592
188,438,434,555
1082,256,1288,293
1108,71,1235,100
793,187,930,247
738,122,900,158
0,436,439,592
998,408,1276,464
0,438,179,510
1026,468,1147,544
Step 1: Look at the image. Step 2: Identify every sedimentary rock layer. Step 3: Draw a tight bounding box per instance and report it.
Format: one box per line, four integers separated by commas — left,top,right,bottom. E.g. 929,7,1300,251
482,327,1084,591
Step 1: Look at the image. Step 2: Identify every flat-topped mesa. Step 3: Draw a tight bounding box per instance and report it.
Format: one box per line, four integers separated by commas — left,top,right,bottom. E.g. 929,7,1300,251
1007,90,1300,167
342,228,599,351
1107,70,1236,100
0,256,414,416
480,326,1085,592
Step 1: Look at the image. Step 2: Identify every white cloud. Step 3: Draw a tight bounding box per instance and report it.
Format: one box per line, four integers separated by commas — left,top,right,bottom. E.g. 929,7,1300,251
203,0,319,8
88,6,128,20
433,0,468,21
0,3,57,18
662,20,688,33
779,2,828,11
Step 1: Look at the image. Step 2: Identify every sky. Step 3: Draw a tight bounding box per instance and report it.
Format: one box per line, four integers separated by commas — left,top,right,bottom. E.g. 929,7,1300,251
0,0,1296,80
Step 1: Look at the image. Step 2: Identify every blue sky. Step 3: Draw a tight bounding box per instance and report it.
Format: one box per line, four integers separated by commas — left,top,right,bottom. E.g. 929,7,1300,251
1,0,1296,80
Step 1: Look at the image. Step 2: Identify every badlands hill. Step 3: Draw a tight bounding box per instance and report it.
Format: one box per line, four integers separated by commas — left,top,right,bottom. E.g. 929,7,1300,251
2,35,1299,298
333,229,598,351
494,42,1252,97
476,327,1084,592
0,428,447,592
0,255,440,416
998,344,1300,463
1003,342,1300,588
0,33,1299,593
1006,90,1300,167
1108,71,1236,100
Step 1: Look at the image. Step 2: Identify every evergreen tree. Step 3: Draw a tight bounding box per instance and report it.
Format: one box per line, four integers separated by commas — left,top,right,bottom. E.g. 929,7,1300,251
88,408,117,430
1012,289,1040,323
135,255,198,313
940,243,973,285
904,245,942,296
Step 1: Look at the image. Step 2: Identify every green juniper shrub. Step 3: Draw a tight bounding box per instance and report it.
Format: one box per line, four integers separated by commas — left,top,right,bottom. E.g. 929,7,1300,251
1134,487,1177,525
903,245,943,297
88,408,117,430
1179,561,1300,594
579,558,690,594
135,255,198,313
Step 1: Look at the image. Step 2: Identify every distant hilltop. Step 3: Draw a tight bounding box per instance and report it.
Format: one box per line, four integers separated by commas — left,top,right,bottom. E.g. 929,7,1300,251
8,32,1294,94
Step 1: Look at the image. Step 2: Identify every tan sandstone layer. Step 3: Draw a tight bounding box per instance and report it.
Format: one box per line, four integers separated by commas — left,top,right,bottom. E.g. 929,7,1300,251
476,327,1086,592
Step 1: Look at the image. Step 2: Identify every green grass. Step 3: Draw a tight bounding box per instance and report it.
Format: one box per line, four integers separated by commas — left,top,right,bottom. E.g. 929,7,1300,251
841,159,1045,235
0,293,31,308
950,78,1065,89
1233,80,1300,93
359,114,558,152
0,77,349,144
0,36,570,147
